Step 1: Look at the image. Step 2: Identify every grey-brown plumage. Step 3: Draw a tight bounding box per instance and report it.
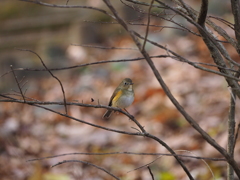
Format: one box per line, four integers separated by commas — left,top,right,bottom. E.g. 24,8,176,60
103,78,134,119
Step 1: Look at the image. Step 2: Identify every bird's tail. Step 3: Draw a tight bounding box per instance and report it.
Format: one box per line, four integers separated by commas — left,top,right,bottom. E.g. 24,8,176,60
102,110,113,119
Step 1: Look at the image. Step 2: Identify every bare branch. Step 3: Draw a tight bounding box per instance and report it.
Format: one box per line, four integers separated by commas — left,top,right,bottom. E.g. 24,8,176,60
0,93,144,136
142,0,155,51
127,156,162,173
234,123,240,150
125,0,200,37
228,90,236,180
129,0,239,52
19,0,116,19
197,0,208,26
10,65,26,102
27,152,226,163
231,0,240,53
175,150,215,180
51,160,120,180
178,0,196,20
71,44,138,50
208,16,234,29
2,53,240,82
17,49,68,114
133,31,240,81
147,166,155,180
154,0,240,100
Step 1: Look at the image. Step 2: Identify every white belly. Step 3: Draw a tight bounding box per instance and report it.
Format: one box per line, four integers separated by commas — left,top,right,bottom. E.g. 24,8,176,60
115,93,134,108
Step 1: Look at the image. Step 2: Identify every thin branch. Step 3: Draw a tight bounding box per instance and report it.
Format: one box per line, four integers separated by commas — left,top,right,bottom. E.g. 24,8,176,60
133,31,240,82
0,93,145,136
129,22,200,36
10,65,26,102
71,44,138,50
128,0,240,69
208,16,235,29
233,123,240,150
228,89,236,180
231,0,240,53
125,0,200,37
147,166,155,180
175,150,215,180
4,55,169,72
156,0,240,65
178,0,196,20
228,90,236,155
84,18,201,35
129,0,239,53
17,49,68,114
51,160,120,180
26,152,226,162
127,156,162,173
1,93,40,102
19,0,116,19
153,0,240,100
206,19,238,50
173,0,238,50
3,52,240,82
142,0,155,51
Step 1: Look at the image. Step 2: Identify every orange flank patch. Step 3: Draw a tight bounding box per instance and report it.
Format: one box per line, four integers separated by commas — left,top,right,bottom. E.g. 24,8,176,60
112,90,123,106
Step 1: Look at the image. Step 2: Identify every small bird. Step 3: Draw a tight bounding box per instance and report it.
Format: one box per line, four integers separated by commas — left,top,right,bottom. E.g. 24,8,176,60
103,78,134,119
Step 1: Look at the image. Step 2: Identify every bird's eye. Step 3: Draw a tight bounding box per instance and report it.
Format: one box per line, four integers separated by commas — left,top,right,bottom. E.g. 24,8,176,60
124,82,127,85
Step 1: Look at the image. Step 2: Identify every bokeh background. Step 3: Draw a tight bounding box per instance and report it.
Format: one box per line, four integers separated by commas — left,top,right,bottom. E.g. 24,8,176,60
0,0,239,179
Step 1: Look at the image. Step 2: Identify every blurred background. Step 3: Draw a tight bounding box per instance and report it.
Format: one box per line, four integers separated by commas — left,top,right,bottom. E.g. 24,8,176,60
0,0,239,179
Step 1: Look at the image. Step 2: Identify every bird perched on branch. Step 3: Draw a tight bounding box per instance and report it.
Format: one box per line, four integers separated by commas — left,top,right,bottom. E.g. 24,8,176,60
103,78,134,119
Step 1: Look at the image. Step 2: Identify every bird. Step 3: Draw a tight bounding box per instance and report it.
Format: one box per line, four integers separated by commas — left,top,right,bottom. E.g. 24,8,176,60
103,78,134,119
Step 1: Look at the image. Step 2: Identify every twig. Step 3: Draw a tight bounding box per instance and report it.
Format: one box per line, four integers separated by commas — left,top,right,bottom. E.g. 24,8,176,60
2,54,240,82
51,160,120,180
10,65,26,102
16,48,68,115
0,94,144,136
133,31,240,82
26,151,226,162
71,44,138,50
133,0,240,70
142,0,155,51
233,123,240,150
2,55,168,73
19,0,116,19
208,16,234,29
127,0,238,52
230,0,240,53
178,0,195,20
175,150,215,180
127,156,162,173
228,88,235,179
131,126,141,133
125,0,201,37
163,0,240,95
147,166,155,180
